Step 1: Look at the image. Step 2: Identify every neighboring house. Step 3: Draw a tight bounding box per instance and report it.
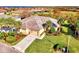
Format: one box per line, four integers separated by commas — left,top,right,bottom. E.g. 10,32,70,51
13,16,21,21
0,14,22,21
20,16,46,39
0,26,16,33
49,17,60,31
0,26,11,33
0,9,6,15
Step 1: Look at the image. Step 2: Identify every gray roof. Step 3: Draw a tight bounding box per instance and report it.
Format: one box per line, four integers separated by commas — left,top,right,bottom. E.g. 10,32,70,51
0,43,21,53
22,16,60,31
22,16,47,31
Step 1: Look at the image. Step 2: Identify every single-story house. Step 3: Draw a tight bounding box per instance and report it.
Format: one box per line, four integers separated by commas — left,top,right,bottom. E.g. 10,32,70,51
20,16,46,39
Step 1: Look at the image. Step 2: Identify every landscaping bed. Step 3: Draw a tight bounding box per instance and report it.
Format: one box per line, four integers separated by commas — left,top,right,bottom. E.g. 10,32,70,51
0,32,26,46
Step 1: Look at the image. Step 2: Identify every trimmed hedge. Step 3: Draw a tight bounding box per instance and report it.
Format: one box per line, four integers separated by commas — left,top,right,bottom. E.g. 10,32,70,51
6,36,16,43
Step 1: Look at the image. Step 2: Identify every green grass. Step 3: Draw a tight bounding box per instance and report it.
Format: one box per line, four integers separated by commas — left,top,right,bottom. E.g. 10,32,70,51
25,34,79,53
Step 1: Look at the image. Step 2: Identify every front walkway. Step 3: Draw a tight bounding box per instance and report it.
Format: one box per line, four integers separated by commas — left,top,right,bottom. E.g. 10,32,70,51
13,34,38,52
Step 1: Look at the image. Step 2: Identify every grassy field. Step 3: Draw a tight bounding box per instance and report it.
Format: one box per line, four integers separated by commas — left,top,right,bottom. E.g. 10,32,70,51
25,34,79,53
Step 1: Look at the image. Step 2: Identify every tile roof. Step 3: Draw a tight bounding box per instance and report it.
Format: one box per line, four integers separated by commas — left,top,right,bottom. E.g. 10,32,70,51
22,16,48,31
0,43,21,53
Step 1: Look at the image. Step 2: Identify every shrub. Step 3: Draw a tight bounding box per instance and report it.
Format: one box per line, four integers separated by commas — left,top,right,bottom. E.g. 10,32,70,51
8,31,16,36
0,32,4,39
76,20,79,29
63,20,70,25
61,26,68,33
58,18,64,25
6,36,16,43
50,27,56,32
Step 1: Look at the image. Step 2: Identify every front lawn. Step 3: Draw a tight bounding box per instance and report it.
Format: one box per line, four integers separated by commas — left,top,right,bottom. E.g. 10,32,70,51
25,34,79,53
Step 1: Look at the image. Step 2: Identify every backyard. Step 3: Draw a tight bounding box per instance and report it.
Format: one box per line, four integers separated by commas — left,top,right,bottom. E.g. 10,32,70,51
25,33,79,53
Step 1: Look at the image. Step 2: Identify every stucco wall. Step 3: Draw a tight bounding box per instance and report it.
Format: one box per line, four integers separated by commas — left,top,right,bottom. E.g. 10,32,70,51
20,28,30,35
38,33,45,39
30,31,38,36
38,28,44,36
37,28,45,39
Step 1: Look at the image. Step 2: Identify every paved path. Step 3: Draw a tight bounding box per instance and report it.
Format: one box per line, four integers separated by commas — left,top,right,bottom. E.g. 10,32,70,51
13,34,38,52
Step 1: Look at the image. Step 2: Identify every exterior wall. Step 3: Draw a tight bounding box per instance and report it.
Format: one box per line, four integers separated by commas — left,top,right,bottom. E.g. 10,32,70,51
38,33,45,39
20,29,38,36
20,28,45,39
30,31,38,36
20,28,30,35
38,28,44,36
37,28,45,39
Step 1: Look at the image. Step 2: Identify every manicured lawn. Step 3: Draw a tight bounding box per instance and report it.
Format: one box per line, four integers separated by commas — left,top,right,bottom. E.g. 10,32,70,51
25,34,79,53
